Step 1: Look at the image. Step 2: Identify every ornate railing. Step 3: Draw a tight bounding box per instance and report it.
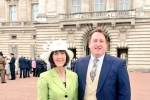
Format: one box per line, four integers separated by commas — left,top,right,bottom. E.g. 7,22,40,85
59,9,136,21
0,21,34,26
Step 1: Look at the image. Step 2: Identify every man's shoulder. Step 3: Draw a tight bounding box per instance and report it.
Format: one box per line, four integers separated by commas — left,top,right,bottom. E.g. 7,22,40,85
77,55,90,61
106,54,125,62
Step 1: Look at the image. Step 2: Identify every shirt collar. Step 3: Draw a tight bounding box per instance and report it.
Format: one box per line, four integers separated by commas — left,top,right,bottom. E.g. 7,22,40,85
90,53,105,63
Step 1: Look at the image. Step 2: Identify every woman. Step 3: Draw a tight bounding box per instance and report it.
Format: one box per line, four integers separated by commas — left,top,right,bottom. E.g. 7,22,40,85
5,56,11,80
15,57,19,76
37,40,78,100
32,58,36,77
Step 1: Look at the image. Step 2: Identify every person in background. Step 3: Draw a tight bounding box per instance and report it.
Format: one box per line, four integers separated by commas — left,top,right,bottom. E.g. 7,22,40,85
36,57,42,77
29,58,32,74
75,27,131,100
0,52,6,83
5,56,11,80
25,57,30,78
15,57,19,76
71,58,76,71
37,40,78,100
46,63,51,70
9,53,16,80
41,60,47,72
32,58,36,77
19,56,26,78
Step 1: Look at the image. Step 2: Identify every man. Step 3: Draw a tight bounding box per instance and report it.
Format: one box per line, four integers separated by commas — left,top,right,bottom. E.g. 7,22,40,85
25,57,30,77
9,53,16,80
18,55,26,78
29,58,32,74
75,27,131,100
0,52,6,83
36,57,42,77
71,58,76,71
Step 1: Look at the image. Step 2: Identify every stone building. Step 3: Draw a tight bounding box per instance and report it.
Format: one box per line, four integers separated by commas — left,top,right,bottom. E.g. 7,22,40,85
0,0,150,71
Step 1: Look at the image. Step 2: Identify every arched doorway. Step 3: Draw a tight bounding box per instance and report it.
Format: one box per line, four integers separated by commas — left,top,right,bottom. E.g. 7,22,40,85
117,48,128,64
68,48,76,59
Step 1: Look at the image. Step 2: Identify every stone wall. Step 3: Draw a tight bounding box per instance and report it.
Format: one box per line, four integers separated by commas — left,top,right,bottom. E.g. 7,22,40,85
0,0,150,71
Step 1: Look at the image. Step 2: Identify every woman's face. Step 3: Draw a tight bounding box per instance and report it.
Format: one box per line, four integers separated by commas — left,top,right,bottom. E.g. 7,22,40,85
52,51,66,68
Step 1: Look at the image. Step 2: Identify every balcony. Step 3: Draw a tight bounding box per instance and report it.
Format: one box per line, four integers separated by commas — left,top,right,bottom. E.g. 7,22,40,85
59,9,136,21
0,21,34,27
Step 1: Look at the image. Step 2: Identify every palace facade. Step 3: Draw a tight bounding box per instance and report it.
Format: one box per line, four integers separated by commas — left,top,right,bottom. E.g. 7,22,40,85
0,0,150,71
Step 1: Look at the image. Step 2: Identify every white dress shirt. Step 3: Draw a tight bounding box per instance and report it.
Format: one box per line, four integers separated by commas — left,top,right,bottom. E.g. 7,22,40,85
88,54,105,74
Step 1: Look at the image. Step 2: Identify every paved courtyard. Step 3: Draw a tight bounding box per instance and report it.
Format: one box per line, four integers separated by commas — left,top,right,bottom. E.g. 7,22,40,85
0,72,150,100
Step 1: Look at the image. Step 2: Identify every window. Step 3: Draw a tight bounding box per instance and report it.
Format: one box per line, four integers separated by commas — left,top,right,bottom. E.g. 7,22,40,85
33,47,37,59
94,0,104,11
72,0,80,13
119,0,129,10
12,47,18,55
32,4,38,21
33,35,36,40
10,5,17,22
12,35,17,40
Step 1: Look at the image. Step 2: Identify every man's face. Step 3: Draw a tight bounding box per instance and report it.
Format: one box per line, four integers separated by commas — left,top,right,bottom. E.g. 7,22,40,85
89,32,107,58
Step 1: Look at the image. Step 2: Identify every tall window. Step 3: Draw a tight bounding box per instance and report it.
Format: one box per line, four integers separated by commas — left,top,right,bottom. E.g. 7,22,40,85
32,4,38,21
10,5,17,22
94,0,104,11
33,47,37,59
72,0,80,13
33,35,36,40
11,35,17,40
12,47,18,55
119,0,129,10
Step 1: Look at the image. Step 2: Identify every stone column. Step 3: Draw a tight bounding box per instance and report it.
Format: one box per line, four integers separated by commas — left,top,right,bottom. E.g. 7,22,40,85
106,0,115,11
133,0,143,8
0,0,6,22
19,0,27,21
38,0,46,16
46,0,56,16
81,0,90,12
144,0,150,6
36,0,46,22
143,0,150,17
57,0,66,14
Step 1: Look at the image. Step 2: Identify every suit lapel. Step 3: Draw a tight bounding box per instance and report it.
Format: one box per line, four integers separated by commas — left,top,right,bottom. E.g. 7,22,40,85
81,55,91,92
51,68,67,93
97,54,113,93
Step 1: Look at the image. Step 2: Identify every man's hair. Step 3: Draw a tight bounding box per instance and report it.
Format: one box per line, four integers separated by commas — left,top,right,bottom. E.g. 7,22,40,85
89,27,108,42
48,50,70,68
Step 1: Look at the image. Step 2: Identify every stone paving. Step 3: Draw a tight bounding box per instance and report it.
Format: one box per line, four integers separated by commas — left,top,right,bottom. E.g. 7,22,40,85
0,75,38,100
0,72,150,100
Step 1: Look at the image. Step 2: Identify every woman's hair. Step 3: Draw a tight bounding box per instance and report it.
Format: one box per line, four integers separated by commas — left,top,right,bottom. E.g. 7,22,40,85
48,50,70,68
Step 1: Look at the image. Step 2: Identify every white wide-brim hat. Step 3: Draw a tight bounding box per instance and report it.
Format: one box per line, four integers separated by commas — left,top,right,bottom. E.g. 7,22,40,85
41,40,74,64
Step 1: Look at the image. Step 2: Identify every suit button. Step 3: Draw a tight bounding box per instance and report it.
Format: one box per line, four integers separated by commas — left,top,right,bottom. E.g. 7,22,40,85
65,95,68,98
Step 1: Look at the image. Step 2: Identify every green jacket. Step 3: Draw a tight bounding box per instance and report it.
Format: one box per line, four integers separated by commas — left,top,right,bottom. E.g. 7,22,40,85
37,68,78,100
